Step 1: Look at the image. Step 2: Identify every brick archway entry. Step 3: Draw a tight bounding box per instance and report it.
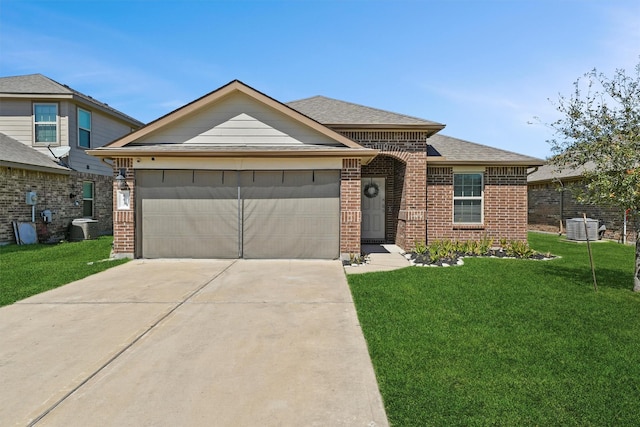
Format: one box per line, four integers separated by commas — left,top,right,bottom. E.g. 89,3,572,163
361,151,426,251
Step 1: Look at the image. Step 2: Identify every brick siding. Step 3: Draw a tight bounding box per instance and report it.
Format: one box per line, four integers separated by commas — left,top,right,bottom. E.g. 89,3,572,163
348,130,429,252
528,180,637,242
107,152,535,258
426,166,528,244
111,158,135,257
0,166,113,243
340,158,362,255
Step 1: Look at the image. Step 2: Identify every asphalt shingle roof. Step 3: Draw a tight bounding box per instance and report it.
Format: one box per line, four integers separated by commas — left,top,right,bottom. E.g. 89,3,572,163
0,74,143,126
287,96,444,127
0,133,71,173
427,134,544,165
527,162,596,183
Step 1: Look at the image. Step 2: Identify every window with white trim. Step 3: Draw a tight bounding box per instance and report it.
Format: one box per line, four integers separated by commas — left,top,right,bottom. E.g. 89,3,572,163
78,108,92,148
82,181,94,217
34,103,58,144
453,172,483,223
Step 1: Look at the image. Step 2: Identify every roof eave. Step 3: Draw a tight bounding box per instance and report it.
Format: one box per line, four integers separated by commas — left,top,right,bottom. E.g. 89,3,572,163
87,147,379,162
0,160,72,175
0,93,73,100
426,157,545,167
70,94,144,127
328,124,445,133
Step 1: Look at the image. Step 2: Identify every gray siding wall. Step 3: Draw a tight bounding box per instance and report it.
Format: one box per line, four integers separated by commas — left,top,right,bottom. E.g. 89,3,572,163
0,98,136,177
0,98,69,149
137,92,340,147
68,106,134,176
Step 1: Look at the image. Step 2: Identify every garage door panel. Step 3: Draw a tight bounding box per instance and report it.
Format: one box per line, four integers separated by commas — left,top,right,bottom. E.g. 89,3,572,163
241,171,340,259
141,199,238,259
138,169,339,259
242,199,339,259
137,171,239,259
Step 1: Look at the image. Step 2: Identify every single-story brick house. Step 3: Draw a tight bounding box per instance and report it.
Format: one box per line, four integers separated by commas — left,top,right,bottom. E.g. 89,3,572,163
528,163,637,243
89,80,543,259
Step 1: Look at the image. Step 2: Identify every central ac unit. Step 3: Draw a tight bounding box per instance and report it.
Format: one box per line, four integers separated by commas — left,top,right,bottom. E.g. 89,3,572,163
566,218,599,241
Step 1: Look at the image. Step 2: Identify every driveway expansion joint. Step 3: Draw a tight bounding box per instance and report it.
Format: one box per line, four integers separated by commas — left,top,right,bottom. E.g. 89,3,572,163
28,259,238,426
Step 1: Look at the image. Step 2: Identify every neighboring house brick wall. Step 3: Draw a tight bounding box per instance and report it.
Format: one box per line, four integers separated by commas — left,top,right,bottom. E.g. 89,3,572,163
0,166,113,243
528,180,637,242
427,166,528,244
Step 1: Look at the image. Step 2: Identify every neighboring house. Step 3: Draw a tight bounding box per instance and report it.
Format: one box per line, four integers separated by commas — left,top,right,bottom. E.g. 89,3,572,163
528,163,636,242
89,80,543,259
0,74,143,243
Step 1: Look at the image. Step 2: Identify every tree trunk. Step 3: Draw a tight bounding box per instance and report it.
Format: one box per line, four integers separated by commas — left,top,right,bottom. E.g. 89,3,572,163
635,234,640,292
634,216,640,292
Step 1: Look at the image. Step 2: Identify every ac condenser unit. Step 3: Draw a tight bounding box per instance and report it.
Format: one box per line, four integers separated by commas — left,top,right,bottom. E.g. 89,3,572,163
566,218,599,241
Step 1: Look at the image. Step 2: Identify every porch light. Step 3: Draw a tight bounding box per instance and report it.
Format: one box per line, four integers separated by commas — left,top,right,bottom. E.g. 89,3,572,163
115,169,128,190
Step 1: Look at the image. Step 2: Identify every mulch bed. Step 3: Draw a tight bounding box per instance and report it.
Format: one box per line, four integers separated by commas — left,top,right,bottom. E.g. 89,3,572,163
408,249,554,267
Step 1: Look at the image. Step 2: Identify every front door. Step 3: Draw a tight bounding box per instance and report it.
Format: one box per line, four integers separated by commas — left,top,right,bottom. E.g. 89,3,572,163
361,177,385,240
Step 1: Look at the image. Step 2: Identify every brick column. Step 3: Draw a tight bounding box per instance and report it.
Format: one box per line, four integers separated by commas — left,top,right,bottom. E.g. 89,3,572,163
112,158,135,258
341,158,361,256
399,153,427,251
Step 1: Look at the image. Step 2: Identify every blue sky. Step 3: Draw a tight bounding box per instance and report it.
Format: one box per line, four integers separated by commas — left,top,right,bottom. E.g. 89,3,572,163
1,0,638,159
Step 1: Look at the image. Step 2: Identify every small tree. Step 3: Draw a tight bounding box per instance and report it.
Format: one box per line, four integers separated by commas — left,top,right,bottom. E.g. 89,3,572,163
547,61,640,291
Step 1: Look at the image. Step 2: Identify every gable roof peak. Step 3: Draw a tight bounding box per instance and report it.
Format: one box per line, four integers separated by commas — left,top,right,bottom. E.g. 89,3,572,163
97,79,368,152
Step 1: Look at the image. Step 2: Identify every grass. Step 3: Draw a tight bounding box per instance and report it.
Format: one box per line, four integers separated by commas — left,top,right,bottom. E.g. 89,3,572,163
0,236,128,306
348,233,640,426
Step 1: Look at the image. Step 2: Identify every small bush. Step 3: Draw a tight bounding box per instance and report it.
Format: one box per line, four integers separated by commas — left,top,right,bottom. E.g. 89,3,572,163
414,240,427,255
479,235,494,254
506,240,535,258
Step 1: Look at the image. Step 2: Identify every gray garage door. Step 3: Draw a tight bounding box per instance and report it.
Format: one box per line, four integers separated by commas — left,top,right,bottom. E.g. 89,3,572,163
136,170,340,259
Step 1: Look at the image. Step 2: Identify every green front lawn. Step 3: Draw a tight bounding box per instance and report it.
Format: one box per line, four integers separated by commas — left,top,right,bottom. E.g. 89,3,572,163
0,237,128,306
349,233,640,426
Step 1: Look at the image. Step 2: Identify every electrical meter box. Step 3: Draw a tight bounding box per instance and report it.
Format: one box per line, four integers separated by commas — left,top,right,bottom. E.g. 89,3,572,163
25,192,38,205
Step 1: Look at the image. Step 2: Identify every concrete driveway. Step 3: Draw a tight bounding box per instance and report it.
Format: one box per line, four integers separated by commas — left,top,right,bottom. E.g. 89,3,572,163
0,259,388,426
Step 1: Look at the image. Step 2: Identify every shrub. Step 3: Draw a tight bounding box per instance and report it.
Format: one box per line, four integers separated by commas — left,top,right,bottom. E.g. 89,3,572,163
414,240,427,255
506,240,535,258
479,235,494,254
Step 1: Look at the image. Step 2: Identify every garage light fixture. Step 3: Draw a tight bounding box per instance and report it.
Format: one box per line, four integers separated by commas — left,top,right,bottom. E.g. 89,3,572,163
115,169,128,190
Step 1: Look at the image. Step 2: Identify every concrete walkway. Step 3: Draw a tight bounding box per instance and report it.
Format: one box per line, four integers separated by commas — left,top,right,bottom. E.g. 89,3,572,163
0,259,388,426
344,244,411,275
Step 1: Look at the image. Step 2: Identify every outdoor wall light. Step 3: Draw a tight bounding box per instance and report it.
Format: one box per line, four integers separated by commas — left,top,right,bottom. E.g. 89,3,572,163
115,168,131,210
115,169,128,190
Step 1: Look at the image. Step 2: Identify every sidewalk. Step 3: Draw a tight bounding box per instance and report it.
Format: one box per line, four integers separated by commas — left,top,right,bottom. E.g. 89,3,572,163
344,244,411,275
